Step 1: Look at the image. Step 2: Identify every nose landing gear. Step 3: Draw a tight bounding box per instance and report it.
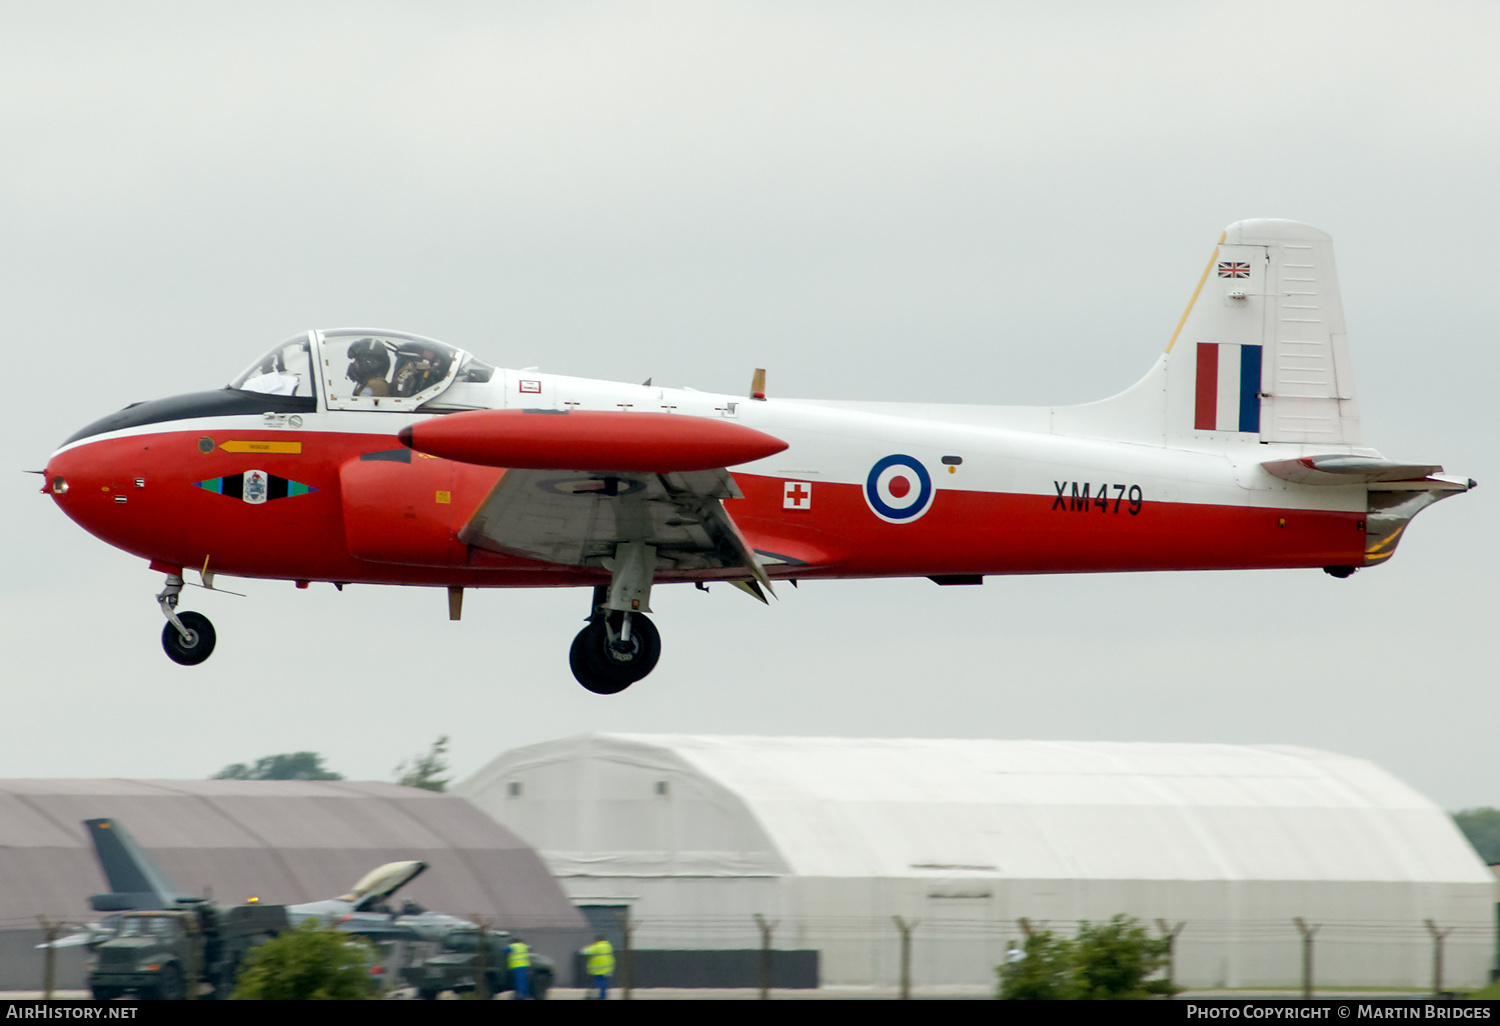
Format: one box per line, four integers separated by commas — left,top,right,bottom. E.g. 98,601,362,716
156,573,217,666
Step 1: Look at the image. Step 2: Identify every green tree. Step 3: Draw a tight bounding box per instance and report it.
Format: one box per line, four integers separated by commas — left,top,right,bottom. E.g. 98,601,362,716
231,920,376,1000
1452,808,1500,863
213,752,343,781
1071,915,1173,999
997,930,1079,1000
394,735,451,792
998,916,1173,1000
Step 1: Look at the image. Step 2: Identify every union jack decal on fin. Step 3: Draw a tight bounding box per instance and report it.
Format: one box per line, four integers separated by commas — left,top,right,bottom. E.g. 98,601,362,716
1217,261,1250,278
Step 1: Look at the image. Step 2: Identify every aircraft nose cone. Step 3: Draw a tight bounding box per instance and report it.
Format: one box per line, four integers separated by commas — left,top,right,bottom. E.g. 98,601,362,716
43,441,133,537
45,446,101,511
44,447,83,501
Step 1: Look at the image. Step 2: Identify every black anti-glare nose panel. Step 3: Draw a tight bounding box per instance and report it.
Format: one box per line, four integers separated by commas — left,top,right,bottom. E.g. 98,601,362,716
61,389,317,446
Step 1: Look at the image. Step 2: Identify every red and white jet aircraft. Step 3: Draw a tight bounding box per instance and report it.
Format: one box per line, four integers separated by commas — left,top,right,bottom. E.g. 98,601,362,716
43,220,1472,693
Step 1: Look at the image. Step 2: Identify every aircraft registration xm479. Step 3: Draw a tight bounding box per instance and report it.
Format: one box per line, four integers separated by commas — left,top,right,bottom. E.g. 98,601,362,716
43,220,1473,693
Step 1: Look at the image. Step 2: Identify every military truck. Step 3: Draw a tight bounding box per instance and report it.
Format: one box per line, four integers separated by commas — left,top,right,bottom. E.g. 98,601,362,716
402,927,554,1000
88,904,289,1000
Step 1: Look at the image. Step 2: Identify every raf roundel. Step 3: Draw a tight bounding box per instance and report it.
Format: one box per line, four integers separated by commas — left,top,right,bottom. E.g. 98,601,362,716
864,454,935,524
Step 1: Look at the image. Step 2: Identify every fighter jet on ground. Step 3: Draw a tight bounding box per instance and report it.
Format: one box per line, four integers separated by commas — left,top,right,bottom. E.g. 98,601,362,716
54,819,551,999
42,220,1472,693
58,818,432,938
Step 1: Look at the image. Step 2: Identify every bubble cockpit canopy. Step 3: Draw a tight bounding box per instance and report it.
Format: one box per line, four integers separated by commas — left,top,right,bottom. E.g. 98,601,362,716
230,329,494,410
231,333,316,398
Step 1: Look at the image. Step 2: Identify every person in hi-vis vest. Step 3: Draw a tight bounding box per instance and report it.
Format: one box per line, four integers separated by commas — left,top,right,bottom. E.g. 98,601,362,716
581,935,615,999
506,938,531,999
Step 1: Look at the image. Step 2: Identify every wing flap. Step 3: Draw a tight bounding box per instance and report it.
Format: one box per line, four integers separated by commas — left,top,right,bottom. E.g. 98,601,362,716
459,468,772,584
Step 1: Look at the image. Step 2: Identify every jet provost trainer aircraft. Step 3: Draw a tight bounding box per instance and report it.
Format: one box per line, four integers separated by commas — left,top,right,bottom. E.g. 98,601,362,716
43,220,1472,693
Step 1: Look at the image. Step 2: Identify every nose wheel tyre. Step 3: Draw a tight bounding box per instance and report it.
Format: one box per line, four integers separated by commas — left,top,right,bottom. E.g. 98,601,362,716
569,612,660,694
162,611,217,666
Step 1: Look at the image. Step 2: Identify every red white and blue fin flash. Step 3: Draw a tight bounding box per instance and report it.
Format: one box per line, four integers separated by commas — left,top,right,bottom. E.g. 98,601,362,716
1194,343,1263,432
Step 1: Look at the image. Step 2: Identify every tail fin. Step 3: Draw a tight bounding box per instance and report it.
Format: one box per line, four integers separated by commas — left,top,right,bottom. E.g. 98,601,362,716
1169,219,1360,444
1058,220,1362,447
85,817,187,911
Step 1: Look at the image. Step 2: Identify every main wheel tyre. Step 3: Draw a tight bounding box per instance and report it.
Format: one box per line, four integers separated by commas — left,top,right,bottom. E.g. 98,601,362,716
569,614,661,694
162,611,216,666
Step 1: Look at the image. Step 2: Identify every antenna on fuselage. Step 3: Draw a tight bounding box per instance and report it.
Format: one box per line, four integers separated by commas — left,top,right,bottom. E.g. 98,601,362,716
750,368,766,401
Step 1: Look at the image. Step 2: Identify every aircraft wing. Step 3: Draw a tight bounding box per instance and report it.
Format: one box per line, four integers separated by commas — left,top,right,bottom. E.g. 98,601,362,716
332,916,423,941
401,408,787,597
37,929,108,950
457,467,775,595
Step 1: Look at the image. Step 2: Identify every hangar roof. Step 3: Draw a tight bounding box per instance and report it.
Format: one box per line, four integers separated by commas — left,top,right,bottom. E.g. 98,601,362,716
0,779,584,931
458,734,1489,883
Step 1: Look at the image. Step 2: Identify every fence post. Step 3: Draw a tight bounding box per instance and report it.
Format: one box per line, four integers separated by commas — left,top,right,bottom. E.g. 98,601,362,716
1293,918,1318,1000
1156,920,1186,993
38,916,56,1000
754,914,778,999
183,911,200,1001
472,916,491,1001
892,916,917,1000
615,906,635,1000
1426,919,1453,997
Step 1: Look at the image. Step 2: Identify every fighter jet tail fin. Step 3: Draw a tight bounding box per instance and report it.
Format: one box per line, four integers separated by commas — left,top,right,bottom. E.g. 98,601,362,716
84,818,187,911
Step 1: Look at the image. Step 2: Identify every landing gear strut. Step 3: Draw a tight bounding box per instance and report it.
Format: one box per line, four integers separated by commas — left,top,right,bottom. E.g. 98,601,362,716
156,573,217,666
570,541,662,694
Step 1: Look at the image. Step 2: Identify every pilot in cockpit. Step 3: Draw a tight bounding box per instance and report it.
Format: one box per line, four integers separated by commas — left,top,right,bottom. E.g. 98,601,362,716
347,338,392,397
390,343,450,397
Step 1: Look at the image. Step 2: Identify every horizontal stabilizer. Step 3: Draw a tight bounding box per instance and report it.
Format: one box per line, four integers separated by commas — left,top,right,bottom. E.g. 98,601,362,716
1262,455,1445,486
399,409,787,472
89,892,160,912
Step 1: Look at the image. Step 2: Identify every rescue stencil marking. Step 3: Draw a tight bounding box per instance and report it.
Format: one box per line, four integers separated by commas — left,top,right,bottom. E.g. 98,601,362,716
219,440,303,455
784,481,813,510
195,471,317,503
865,455,934,523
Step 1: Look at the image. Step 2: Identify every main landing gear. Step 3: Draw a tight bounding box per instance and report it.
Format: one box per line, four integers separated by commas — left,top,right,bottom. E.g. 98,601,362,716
570,609,661,695
156,573,217,666
570,541,662,695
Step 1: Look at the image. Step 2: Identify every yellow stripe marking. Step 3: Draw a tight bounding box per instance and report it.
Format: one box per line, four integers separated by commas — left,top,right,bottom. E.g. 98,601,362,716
1365,524,1405,561
220,440,303,455
1165,231,1226,354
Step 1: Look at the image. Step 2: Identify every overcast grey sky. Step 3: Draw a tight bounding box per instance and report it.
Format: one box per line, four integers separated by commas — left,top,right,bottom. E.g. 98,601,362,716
2,1,1494,807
